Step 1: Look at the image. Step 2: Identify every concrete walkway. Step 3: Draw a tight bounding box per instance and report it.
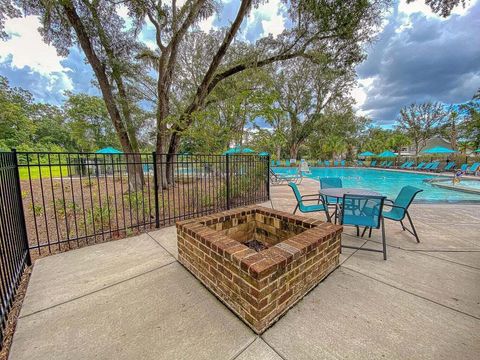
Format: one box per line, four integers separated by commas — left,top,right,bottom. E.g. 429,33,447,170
9,179,480,359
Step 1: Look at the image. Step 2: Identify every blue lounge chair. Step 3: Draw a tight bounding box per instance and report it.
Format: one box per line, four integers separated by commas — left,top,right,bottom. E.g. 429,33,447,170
370,160,377,167
460,163,468,172
379,161,386,167
288,182,330,221
285,160,291,167
415,162,426,170
317,160,322,166
271,160,275,167
428,162,440,171
405,162,414,169
443,162,455,171
339,194,387,260
340,160,346,167
423,162,433,170
399,161,409,168
276,160,281,166
382,186,423,243
270,169,302,185
467,162,480,174
357,160,364,167
324,160,330,167
334,160,339,167
385,161,393,168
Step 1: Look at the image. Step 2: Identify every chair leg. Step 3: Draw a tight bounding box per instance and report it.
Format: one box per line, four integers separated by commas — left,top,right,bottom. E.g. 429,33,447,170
400,220,406,231
381,217,387,260
361,227,368,237
324,209,331,223
369,227,372,238
293,204,298,214
356,226,359,237
406,211,420,243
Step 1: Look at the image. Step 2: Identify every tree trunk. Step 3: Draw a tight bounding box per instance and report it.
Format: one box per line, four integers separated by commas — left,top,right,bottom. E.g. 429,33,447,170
62,2,143,191
275,146,281,161
289,144,298,161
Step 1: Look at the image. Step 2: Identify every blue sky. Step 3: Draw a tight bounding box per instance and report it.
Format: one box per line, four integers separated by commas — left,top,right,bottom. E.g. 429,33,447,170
0,0,479,126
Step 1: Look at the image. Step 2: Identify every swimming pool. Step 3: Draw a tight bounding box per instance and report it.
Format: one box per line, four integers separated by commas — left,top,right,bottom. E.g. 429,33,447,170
273,167,480,203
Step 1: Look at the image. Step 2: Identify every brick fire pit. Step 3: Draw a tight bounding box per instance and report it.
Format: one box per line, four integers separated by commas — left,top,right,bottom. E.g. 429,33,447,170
176,206,342,333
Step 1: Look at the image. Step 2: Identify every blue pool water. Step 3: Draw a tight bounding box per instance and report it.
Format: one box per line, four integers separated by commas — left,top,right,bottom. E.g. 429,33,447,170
273,167,480,203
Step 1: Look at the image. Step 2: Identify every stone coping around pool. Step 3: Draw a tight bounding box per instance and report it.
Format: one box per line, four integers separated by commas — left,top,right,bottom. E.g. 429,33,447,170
429,179,480,195
176,205,343,333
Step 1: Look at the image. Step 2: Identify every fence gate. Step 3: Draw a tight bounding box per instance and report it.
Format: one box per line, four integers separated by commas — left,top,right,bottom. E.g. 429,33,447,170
0,151,31,346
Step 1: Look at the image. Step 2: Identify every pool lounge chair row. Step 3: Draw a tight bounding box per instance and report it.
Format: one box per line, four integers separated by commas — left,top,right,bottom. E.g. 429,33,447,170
365,160,394,168
396,161,480,174
271,160,347,167
317,160,346,167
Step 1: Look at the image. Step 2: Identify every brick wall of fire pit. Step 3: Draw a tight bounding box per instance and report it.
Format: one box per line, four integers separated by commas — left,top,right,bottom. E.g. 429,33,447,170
176,206,342,334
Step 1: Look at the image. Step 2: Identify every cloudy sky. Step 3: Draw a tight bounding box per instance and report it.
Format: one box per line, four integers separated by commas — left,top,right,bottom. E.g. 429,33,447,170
0,0,479,126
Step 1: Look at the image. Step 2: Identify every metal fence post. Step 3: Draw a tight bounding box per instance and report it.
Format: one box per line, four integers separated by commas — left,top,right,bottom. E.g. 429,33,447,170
226,154,231,210
11,148,32,266
152,152,160,228
266,155,271,201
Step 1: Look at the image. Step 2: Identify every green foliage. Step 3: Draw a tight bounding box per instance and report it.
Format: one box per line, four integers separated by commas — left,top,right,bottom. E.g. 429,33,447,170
0,76,126,152
65,92,121,152
460,100,480,148
124,191,145,211
87,205,112,228
31,204,43,217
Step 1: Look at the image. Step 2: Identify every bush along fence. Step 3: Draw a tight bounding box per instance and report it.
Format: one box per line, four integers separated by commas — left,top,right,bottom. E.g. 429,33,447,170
12,151,270,258
0,151,32,346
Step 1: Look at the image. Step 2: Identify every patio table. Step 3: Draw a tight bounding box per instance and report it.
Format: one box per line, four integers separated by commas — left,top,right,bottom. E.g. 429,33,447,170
319,188,382,199
319,188,383,226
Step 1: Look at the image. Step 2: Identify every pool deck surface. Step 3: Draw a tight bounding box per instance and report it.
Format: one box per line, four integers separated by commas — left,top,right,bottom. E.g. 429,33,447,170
9,179,480,359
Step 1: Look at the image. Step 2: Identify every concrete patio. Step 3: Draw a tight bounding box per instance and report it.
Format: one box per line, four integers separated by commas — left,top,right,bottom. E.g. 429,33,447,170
9,179,480,359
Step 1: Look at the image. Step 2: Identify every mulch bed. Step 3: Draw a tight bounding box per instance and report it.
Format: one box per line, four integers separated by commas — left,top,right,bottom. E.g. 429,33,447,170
21,175,228,259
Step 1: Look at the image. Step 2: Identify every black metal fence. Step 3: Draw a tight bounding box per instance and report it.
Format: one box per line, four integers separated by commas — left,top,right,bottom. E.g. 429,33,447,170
14,151,269,258
0,151,31,345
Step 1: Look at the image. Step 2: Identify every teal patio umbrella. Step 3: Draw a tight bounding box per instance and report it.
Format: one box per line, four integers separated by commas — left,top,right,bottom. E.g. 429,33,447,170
421,146,456,154
377,150,397,158
95,147,123,154
259,152,269,156
223,147,255,155
358,151,375,157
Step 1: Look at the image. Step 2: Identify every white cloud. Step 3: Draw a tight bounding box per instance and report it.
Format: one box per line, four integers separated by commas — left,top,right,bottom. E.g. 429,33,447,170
398,0,477,18
244,0,286,39
0,16,73,90
352,77,375,114
198,15,217,33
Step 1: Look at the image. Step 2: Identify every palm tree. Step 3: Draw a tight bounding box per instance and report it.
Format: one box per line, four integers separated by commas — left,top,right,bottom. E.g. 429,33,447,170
387,132,411,156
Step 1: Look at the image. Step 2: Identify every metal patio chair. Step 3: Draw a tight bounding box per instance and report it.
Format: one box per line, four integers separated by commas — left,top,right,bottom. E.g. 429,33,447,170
339,194,388,260
381,186,423,243
288,182,330,222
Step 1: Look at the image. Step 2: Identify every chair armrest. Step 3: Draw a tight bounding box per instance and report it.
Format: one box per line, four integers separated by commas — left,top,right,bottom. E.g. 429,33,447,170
384,199,394,204
301,194,321,199
383,203,406,210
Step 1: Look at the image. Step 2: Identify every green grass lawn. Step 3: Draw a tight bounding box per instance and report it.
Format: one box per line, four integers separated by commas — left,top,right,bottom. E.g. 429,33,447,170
18,166,70,180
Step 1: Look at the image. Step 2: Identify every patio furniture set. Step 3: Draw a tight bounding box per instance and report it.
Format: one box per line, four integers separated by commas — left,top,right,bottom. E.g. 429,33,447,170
288,179,422,260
